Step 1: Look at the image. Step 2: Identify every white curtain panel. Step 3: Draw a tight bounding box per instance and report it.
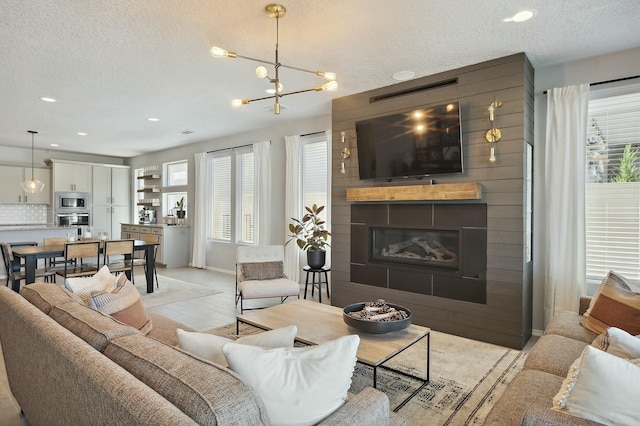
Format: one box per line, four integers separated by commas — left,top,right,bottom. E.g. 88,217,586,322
284,135,301,283
191,151,207,268
254,140,271,245
544,83,589,325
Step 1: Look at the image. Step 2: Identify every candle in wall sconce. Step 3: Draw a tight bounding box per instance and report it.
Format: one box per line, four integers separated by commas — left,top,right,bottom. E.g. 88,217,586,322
340,131,352,174
486,100,503,163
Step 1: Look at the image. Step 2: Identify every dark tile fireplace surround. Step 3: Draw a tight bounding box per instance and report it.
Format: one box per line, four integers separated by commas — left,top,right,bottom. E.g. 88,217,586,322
350,203,487,304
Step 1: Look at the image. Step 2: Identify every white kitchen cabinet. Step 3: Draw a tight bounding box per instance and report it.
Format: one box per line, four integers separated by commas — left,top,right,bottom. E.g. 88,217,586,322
53,162,92,192
0,166,23,203
92,166,131,239
0,166,51,204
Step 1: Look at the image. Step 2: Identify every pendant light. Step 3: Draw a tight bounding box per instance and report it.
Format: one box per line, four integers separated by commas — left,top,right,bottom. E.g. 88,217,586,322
21,130,45,193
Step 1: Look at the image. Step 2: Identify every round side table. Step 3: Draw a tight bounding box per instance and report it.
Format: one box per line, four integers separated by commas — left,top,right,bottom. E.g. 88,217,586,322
303,265,330,303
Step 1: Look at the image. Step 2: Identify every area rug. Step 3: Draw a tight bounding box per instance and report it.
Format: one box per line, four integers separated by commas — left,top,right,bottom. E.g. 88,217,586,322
135,275,221,308
209,322,526,426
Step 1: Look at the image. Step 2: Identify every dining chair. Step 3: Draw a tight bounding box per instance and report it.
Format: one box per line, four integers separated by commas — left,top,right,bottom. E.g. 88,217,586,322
44,237,76,269
132,234,159,288
1,242,56,289
55,241,101,280
102,239,135,279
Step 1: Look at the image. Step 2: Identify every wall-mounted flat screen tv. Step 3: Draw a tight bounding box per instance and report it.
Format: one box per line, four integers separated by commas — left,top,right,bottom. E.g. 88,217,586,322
355,102,463,180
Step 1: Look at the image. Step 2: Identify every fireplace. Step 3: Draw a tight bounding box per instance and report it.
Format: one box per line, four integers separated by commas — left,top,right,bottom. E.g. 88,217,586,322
351,203,487,304
372,228,459,270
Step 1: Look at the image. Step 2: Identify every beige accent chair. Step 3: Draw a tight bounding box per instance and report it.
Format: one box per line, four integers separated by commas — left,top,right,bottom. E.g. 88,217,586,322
236,245,300,313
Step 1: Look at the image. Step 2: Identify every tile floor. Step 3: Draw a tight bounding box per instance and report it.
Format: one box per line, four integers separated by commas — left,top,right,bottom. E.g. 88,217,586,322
147,266,331,331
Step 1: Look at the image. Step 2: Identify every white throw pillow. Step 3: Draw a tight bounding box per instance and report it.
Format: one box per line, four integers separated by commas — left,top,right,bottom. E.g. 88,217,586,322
552,346,640,425
222,334,360,426
592,327,640,359
64,265,117,305
177,326,298,367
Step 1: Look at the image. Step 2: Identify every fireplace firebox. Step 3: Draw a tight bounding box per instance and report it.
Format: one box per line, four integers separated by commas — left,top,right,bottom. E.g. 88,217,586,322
351,203,487,304
372,228,459,270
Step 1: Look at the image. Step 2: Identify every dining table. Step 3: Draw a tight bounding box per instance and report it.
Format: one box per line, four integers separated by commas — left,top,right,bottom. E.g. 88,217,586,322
11,239,158,293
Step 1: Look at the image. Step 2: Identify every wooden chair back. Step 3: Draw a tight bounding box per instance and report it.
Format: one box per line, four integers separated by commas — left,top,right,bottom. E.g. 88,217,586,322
103,240,134,258
65,241,100,261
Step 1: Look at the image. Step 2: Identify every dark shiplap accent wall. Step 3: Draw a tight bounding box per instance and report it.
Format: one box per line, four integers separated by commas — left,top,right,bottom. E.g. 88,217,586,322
331,53,534,349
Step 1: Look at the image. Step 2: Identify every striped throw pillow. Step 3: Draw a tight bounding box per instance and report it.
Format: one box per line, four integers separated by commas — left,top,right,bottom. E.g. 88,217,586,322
584,271,640,335
89,274,152,334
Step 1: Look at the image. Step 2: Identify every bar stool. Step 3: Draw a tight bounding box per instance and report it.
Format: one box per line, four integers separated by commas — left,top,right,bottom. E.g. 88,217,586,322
303,265,330,303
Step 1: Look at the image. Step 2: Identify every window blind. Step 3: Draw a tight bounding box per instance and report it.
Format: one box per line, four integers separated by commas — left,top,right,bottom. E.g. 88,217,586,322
209,153,231,240
300,136,328,218
237,149,255,243
585,90,640,283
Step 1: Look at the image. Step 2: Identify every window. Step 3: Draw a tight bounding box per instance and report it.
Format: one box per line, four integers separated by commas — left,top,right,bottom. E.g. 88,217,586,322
207,147,255,243
165,160,188,187
209,153,231,241
300,134,329,222
163,192,187,217
237,147,255,244
585,86,640,288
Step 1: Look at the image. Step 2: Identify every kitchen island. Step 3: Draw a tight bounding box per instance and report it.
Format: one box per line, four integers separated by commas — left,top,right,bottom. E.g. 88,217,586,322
121,223,190,268
0,224,78,279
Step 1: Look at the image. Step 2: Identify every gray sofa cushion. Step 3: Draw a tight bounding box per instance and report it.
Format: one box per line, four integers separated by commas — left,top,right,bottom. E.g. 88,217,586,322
543,311,598,343
484,369,564,426
49,300,140,352
524,334,588,377
147,312,194,346
105,334,271,425
20,283,81,314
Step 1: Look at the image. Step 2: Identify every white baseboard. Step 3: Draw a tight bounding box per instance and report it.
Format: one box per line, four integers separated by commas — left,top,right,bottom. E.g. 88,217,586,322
205,266,234,275
532,328,544,337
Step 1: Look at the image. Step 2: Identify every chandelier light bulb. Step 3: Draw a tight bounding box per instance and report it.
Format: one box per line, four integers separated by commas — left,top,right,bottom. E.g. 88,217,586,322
320,81,338,92
231,99,249,108
256,66,268,79
489,145,497,163
317,71,336,81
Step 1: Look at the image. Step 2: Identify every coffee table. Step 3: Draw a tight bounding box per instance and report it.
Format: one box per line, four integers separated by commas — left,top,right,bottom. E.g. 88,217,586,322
236,299,430,411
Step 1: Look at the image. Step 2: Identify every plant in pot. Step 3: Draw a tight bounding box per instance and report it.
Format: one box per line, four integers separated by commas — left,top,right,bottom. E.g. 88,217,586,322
287,204,331,269
175,197,186,219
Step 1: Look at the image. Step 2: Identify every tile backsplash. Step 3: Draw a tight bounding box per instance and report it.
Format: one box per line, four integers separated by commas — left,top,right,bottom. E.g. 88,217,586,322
0,204,49,225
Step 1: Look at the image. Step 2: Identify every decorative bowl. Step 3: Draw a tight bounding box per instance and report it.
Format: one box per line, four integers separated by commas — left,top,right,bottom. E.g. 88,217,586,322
342,302,412,334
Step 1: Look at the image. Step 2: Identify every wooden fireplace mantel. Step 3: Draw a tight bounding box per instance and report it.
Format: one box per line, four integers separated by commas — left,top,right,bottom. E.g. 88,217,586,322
345,182,482,202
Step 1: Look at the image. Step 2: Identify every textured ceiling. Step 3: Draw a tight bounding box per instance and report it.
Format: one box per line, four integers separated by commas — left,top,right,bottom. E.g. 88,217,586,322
1,0,639,157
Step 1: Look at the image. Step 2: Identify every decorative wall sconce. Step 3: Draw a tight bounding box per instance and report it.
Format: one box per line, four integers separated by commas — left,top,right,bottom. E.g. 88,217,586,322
340,131,352,174
486,100,503,163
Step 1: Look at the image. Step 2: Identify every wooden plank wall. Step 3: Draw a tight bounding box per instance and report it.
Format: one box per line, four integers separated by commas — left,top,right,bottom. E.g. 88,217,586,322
331,53,534,349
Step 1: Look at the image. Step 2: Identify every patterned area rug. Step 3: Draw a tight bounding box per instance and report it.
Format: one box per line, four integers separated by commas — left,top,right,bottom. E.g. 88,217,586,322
209,322,526,426
135,275,221,308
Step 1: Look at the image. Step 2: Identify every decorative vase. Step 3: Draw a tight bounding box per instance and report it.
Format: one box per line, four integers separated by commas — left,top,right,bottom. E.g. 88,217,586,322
176,210,186,219
307,250,326,269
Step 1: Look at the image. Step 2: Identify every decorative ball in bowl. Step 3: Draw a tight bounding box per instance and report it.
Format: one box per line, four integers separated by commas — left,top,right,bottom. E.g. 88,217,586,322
343,299,412,334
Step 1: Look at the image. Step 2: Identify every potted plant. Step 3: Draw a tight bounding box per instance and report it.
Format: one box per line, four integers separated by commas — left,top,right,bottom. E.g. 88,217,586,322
287,204,331,269
175,197,186,219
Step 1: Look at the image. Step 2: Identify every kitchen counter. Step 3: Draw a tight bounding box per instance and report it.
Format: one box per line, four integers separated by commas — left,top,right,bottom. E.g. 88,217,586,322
121,223,190,268
0,224,78,231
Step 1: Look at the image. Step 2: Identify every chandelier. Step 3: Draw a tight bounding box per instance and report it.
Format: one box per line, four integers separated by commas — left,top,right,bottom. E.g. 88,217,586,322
210,4,338,115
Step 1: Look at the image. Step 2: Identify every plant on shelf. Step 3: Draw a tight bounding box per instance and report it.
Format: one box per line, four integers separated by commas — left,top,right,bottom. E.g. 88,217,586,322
175,197,186,218
287,204,331,269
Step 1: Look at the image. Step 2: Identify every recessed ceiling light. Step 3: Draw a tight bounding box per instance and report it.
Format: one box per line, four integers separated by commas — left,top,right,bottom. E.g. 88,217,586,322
503,10,535,22
77,132,87,136
392,71,415,81
50,143,59,147
40,97,57,103
147,117,160,122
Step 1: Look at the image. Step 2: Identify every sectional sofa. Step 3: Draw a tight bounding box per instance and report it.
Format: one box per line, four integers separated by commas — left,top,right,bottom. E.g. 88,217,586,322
485,298,602,425
0,284,406,425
